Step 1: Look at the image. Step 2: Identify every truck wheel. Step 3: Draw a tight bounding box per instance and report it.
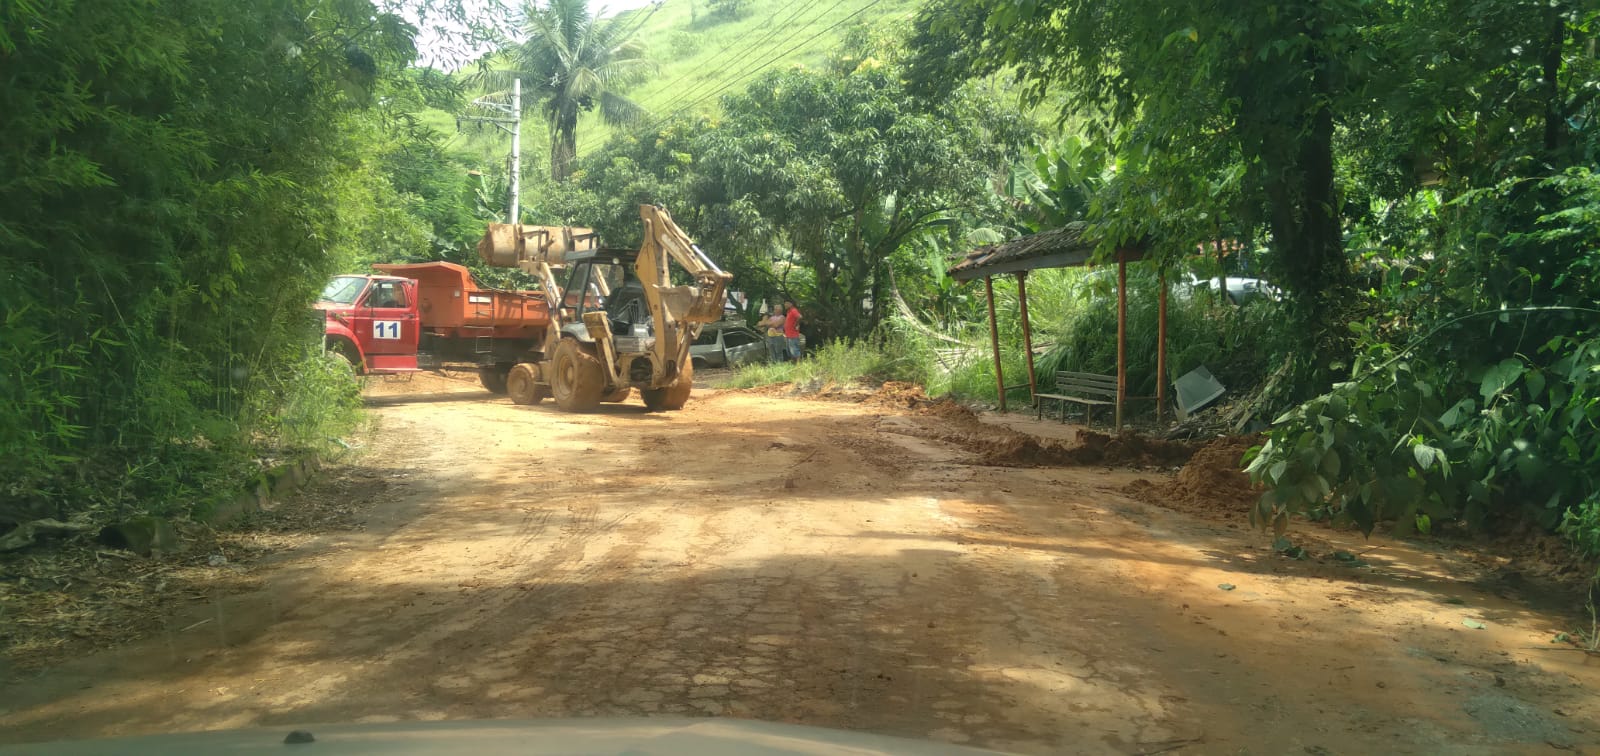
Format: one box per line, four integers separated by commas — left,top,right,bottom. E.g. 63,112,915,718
550,339,604,412
506,364,543,405
641,362,693,412
329,339,364,375
479,365,510,394
603,387,631,403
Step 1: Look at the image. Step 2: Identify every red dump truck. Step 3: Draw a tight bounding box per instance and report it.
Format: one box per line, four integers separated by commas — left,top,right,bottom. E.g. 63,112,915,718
320,208,729,412
316,261,551,392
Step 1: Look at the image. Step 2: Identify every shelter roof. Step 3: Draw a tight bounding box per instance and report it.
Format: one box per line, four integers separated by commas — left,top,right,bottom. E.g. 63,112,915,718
947,222,1144,281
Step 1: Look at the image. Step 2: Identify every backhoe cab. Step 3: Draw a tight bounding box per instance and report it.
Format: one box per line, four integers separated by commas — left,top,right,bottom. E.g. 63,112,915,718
481,205,732,412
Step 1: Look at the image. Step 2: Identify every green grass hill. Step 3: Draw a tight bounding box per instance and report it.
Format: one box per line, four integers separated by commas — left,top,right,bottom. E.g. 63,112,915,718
423,0,923,175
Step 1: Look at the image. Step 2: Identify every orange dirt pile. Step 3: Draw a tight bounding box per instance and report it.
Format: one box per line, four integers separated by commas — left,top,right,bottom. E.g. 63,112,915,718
976,430,1198,469
728,381,797,398
1061,430,1199,468
862,381,939,410
1123,436,1263,517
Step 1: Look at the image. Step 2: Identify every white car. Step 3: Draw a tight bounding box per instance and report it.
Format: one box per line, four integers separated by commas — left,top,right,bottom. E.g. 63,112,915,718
1180,273,1282,304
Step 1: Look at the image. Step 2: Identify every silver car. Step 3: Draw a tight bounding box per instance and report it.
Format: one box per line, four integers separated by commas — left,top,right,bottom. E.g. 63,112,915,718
1180,273,1282,304
690,323,770,369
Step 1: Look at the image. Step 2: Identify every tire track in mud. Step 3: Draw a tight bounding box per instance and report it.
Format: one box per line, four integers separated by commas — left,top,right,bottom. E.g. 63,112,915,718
290,412,658,680
845,428,1194,752
408,466,653,665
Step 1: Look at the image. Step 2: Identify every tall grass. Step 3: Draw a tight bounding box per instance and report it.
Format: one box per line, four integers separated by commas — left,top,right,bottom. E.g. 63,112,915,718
726,334,930,389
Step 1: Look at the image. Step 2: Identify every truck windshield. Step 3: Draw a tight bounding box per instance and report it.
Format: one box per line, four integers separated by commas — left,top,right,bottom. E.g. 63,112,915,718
320,276,367,305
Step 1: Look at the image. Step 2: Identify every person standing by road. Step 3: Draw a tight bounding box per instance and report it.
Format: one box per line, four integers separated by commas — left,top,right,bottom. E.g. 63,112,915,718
783,299,803,361
762,306,787,362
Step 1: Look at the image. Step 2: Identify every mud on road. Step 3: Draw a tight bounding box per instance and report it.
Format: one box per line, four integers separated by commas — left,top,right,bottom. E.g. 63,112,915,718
3,374,1598,754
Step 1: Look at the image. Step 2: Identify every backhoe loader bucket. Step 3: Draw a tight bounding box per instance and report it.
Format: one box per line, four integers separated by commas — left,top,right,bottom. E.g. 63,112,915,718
477,224,599,269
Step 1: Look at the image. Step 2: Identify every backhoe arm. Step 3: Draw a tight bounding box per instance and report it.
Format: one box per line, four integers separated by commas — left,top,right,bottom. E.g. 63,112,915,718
636,205,733,387
637,205,732,326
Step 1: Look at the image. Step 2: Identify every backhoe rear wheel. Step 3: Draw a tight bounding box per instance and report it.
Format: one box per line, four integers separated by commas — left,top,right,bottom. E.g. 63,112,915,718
506,364,544,405
641,362,693,412
479,365,510,394
550,339,604,412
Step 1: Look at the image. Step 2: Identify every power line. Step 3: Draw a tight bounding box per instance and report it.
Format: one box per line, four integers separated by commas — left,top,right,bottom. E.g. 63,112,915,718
627,0,824,110
608,0,667,48
625,0,827,115
577,0,883,160
573,0,868,158
570,0,831,157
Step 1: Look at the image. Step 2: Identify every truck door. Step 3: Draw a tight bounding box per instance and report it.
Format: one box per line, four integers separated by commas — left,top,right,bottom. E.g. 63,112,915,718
355,279,420,372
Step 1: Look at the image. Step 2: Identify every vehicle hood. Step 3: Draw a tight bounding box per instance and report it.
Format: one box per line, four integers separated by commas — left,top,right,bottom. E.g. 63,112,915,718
0,717,1010,755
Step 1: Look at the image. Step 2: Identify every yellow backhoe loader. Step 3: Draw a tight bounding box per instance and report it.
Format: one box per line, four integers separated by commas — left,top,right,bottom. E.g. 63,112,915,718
474,205,733,412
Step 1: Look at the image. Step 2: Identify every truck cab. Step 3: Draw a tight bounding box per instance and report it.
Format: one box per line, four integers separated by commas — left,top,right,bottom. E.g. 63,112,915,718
317,274,421,373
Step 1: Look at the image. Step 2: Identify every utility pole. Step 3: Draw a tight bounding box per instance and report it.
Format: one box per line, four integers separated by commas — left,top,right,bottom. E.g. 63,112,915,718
457,78,523,224
508,78,521,224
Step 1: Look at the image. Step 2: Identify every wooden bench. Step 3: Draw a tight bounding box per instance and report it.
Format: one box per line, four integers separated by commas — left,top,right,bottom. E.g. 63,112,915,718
1036,370,1117,426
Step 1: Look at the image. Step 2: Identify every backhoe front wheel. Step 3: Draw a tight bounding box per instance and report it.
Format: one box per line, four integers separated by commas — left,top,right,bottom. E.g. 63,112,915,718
550,339,604,412
641,362,693,412
506,364,546,405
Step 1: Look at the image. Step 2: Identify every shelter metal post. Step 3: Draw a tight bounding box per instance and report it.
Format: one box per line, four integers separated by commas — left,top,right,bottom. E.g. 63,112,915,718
1157,266,1168,423
1015,271,1037,405
1116,249,1127,431
985,275,1005,412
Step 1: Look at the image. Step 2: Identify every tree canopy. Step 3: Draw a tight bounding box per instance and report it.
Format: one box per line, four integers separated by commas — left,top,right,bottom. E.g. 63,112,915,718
557,41,1029,339
1,0,435,525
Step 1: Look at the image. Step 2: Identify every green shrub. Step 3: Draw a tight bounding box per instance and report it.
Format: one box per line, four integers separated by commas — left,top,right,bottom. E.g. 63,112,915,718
0,0,411,527
1033,268,1287,399
1563,493,1600,563
1249,327,1600,536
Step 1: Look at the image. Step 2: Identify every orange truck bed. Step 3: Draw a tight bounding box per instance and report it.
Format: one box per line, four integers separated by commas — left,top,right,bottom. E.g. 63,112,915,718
372,262,549,338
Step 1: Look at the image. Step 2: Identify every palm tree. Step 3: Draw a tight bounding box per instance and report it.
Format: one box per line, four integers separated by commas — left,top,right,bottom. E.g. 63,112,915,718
497,0,653,181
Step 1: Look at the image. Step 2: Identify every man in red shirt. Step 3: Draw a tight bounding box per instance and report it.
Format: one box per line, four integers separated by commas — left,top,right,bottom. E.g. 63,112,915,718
782,299,803,360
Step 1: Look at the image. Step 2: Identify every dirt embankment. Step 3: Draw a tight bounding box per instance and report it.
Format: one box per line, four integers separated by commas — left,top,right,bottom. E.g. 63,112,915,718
1123,436,1263,518
858,382,1200,469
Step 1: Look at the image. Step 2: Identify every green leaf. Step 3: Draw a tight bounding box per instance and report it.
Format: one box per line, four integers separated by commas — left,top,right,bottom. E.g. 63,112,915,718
1479,358,1525,400
1559,436,1580,460
1268,460,1287,484
1439,398,1475,429
1413,443,1438,471
1319,450,1341,478
1327,394,1347,417
1524,370,1545,400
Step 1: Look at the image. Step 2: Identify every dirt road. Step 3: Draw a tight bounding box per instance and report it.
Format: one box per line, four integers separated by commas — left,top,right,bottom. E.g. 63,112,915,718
3,376,1598,753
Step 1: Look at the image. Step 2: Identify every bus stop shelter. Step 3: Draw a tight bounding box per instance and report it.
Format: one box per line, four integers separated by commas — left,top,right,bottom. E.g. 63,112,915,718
946,222,1168,430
